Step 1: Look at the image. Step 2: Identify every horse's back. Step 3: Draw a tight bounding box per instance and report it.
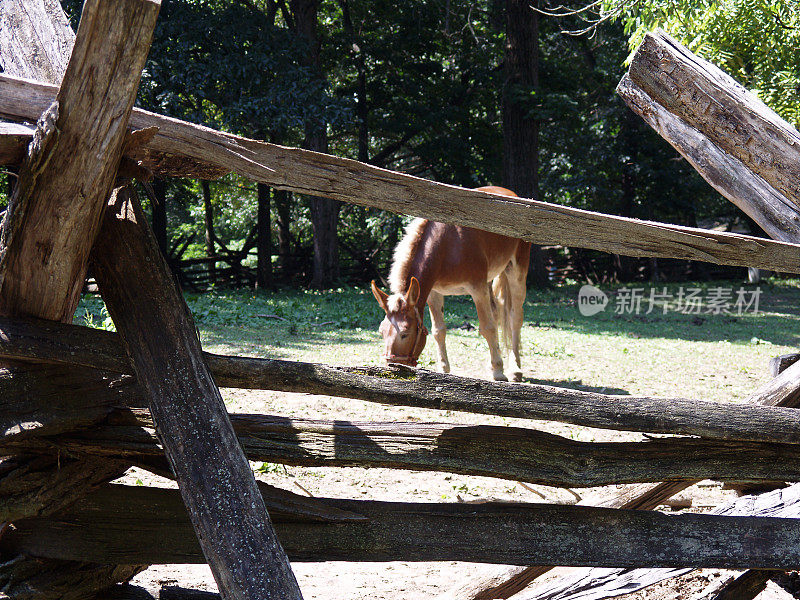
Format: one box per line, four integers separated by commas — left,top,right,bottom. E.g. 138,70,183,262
475,185,517,198
433,211,528,288
391,186,530,293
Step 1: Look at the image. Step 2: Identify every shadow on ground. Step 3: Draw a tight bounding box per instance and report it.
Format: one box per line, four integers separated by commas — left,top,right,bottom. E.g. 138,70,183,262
522,377,631,395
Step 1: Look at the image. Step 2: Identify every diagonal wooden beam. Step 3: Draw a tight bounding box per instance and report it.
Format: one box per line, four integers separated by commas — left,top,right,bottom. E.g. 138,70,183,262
617,73,800,244
90,186,303,600
621,30,800,215
3,77,800,273
0,0,161,322
0,0,75,84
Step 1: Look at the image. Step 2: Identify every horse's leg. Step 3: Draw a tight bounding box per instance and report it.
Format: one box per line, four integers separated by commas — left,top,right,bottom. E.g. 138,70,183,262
427,291,450,373
471,284,506,381
506,263,527,382
507,241,532,382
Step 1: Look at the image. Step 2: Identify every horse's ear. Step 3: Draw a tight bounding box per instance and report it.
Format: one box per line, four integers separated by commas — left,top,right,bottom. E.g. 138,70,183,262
371,280,389,313
406,276,420,307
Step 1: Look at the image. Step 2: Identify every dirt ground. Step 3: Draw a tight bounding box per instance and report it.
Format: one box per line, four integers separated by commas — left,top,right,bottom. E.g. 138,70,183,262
118,380,793,600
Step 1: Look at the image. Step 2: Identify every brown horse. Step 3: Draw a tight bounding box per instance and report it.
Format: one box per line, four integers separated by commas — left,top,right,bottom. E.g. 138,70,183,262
371,186,531,381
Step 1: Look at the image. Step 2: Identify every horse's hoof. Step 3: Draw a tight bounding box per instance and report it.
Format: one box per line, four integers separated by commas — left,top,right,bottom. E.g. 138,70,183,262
439,363,451,374
511,371,523,383
492,371,508,382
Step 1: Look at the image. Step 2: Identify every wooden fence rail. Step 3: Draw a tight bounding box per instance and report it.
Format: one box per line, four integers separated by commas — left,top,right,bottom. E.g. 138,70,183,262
4,316,800,448
8,410,800,488
618,29,800,238
3,75,800,273
7,483,800,570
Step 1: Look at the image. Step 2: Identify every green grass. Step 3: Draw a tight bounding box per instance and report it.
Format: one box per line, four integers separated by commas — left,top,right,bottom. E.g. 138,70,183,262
74,277,800,404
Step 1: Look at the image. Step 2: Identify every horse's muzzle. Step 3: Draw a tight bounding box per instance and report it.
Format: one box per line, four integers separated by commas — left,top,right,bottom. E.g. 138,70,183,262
383,354,418,367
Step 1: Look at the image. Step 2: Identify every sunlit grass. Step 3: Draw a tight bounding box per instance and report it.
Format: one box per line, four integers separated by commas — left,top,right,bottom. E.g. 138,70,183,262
75,277,800,403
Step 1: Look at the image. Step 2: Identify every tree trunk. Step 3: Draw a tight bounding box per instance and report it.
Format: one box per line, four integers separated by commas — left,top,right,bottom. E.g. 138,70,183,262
274,189,292,271
256,183,272,289
201,180,215,283
291,0,340,288
340,0,369,162
309,186,341,288
502,0,548,287
614,118,639,282
151,178,167,258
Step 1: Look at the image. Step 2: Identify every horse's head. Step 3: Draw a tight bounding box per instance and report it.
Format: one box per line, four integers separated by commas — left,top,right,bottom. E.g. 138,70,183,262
371,277,428,367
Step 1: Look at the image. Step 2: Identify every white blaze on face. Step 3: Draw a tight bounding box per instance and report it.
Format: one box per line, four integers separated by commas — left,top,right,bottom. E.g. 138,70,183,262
387,294,404,314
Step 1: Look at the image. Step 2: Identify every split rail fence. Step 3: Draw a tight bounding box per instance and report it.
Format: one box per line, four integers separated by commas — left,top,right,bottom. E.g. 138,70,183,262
0,1,799,599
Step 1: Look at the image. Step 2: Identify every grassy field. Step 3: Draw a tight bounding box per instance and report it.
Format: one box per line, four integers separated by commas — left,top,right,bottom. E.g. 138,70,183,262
77,277,800,404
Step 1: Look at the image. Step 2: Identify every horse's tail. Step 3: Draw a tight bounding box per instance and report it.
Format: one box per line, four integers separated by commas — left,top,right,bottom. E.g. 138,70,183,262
492,270,513,352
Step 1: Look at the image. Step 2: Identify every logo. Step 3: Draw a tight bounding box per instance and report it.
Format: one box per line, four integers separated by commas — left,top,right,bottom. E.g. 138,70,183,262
576,285,762,317
578,284,608,316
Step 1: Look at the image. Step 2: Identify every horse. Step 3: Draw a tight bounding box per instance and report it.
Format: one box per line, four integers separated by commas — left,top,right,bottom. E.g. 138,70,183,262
371,186,531,381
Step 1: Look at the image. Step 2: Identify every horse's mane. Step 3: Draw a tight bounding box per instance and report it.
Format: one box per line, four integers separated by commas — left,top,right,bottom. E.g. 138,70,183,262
389,218,428,294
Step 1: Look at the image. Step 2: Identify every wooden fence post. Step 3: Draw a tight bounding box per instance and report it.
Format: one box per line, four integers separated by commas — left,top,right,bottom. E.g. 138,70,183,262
91,185,303,600
0,0,161,320
617,29,800,233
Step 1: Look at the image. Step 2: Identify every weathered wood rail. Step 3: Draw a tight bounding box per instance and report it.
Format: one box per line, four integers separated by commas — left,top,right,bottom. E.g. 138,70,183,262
5,315,800,447
0,0,75,84
7,410,800,488
3,76,800,274
618,30,800,238
7,483,800,570
0,0,160,321
5,317,800,490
